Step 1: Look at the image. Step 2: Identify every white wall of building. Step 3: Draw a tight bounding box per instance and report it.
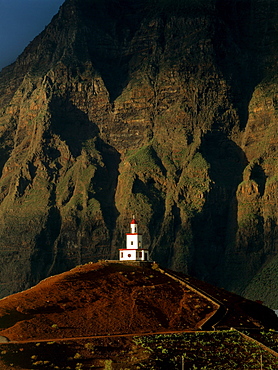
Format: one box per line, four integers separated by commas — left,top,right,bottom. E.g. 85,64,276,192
119,249,137,261
119,249,149,261
130,223,138,233
126,234,142,249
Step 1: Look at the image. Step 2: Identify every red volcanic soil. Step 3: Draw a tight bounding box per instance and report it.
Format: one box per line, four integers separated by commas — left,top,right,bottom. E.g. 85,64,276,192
0,261,277,342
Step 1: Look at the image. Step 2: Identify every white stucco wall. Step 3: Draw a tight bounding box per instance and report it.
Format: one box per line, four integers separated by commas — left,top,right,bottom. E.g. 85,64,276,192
126,234,142,249
119,249,137,261
119,249,150,261
130,223,138,233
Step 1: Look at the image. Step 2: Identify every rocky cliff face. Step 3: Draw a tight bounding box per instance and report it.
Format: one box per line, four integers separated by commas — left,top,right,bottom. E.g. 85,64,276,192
0,0,278,307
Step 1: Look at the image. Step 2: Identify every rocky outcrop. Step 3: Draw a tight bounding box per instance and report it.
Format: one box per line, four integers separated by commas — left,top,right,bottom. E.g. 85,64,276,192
0,0,278,307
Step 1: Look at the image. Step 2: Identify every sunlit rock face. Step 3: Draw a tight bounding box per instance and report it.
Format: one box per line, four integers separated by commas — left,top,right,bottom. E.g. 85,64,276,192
0,0,278,307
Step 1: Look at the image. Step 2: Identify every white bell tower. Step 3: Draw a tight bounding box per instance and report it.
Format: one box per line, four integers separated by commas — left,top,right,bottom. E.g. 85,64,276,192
119,216,150,262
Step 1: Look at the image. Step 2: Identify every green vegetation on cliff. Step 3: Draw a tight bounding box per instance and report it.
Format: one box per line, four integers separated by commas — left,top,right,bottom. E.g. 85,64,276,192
0,0,278,308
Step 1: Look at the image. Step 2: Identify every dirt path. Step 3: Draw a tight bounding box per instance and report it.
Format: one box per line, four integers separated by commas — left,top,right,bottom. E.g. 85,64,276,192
2,329,200,345
159,268,228,329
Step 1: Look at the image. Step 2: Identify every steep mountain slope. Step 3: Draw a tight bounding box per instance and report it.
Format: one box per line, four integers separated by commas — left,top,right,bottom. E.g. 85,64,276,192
0,0,278,306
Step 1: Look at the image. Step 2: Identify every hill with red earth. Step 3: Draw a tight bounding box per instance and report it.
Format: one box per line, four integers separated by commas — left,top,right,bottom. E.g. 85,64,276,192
0,261,277,343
